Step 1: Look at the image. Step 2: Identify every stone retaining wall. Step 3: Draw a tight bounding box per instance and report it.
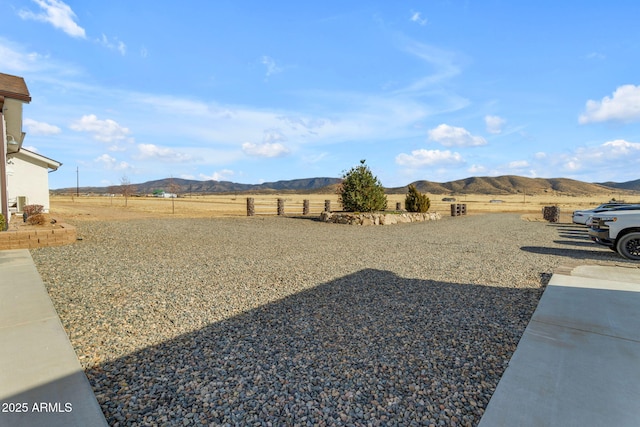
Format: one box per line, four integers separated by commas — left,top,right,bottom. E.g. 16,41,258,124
0,223,77,250
320,211,442,225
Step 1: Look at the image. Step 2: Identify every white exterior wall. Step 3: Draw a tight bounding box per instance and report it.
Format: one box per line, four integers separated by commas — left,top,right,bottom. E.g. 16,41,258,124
6,152,52,212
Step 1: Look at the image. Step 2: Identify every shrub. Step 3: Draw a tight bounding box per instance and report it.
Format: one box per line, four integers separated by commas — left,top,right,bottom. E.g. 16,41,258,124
23,204,44,217
27,213,46,225
405,184,431,213
0,213,6,231
338,160,387,212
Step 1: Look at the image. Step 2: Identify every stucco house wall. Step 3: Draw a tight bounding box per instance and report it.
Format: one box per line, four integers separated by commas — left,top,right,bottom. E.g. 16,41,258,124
1,72,61,221
7,149,60,213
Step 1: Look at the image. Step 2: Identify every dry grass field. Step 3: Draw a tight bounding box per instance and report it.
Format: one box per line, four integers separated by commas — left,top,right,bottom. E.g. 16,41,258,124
49,191,639,223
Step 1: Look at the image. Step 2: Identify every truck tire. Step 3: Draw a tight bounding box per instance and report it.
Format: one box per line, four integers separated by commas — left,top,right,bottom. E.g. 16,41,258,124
616,232,640,260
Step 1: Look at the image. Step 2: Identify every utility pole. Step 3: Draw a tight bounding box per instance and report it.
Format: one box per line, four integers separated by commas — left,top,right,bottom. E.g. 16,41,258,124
76,166,79,197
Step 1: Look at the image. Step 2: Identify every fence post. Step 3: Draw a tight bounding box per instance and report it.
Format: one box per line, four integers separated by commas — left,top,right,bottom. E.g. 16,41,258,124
247,198,255,216
277,198,285,216
303,199,310,215
396,202,402,211
324,200,331,212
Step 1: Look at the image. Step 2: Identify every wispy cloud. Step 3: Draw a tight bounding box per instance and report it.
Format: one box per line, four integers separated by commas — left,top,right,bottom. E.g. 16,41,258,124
0,37,83,77
95,153,132,171
19,0,86,38
394,40,463,95
428,124,487,147
579,84,640,124
242,142,290,158
485,115,506,134
585,52,605,60
410,11,428,26
261,55,283,78
199,169,235,181
136,143,193,162
507,160,529,169
98,34,126,55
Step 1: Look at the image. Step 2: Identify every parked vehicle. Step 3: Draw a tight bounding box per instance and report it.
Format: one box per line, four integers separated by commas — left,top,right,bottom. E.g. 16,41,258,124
588,209,640,260
572,203,633,224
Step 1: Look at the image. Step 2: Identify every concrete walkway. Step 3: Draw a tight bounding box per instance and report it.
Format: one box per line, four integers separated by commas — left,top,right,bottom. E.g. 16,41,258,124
479,264,640,427
0,249,107,427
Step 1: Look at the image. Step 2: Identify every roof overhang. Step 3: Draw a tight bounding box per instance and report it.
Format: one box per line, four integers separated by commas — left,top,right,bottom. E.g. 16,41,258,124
0,73,31,103
9,148,62,171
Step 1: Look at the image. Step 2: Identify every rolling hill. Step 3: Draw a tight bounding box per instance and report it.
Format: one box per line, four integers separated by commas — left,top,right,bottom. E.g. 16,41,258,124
388,176,627,196
596,178,640,192
53,175,639,196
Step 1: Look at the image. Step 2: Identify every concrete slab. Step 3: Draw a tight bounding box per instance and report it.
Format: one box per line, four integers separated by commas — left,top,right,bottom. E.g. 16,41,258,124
479,264,640,427
0,249,108,427
570,264,640,284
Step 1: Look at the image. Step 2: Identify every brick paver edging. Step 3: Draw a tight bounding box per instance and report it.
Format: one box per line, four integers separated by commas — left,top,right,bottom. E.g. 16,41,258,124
0,223,77,250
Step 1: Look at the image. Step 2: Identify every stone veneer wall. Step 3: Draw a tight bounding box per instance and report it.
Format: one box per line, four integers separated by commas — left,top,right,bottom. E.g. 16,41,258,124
0,223,77,250
320,211,442,225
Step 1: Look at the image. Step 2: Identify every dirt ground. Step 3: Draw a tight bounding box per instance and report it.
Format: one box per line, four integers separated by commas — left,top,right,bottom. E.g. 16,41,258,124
45,192,637,224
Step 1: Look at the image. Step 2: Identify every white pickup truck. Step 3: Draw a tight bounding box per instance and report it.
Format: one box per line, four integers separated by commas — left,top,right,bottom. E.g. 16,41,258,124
588,210,640,260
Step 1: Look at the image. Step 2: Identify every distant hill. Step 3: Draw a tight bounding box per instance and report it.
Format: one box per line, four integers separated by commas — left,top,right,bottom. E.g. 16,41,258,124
53,177,343,195
387,175,636,196
596,178,640,192
53,175,640,196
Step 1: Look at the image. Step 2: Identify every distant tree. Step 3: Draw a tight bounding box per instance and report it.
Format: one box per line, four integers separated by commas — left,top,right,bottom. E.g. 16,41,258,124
107,185,117,205
120,175,135,207
405,184,431,212
338,160,387,212
167,176,181,214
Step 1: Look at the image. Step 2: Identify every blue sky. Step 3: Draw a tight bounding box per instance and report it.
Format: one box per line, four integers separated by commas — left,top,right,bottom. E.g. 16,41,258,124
2,0,640,189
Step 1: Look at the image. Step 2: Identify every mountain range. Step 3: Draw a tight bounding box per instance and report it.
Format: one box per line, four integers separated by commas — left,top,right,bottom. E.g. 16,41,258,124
53,175,640,196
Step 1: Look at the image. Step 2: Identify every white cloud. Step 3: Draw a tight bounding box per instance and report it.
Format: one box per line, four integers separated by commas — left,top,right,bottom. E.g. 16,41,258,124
579,85,640,124
136,143,192,162
560,139,640,173
98,34,126,55
484,115,506,134
395,149,464,168
199,169,234,181
410,11,428,26
95,154,131,171
428,124,487,147
24,118,61,135
70,114,130,142
261,55,283,78
242,142,290,158
19,0,86,38
534,152,547,159
508,160,529,169
468,164,487,174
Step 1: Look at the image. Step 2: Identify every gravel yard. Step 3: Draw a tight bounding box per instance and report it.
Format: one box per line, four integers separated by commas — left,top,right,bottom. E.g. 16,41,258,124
30,214,625,426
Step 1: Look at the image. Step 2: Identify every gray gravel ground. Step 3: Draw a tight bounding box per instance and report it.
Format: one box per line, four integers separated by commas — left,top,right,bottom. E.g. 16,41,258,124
30,214,630,426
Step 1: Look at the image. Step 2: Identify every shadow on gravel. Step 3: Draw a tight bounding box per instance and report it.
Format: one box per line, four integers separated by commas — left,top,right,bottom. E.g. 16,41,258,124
556,233,590,240
86,269,542,426
520,246,621,261
553,240,599,247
